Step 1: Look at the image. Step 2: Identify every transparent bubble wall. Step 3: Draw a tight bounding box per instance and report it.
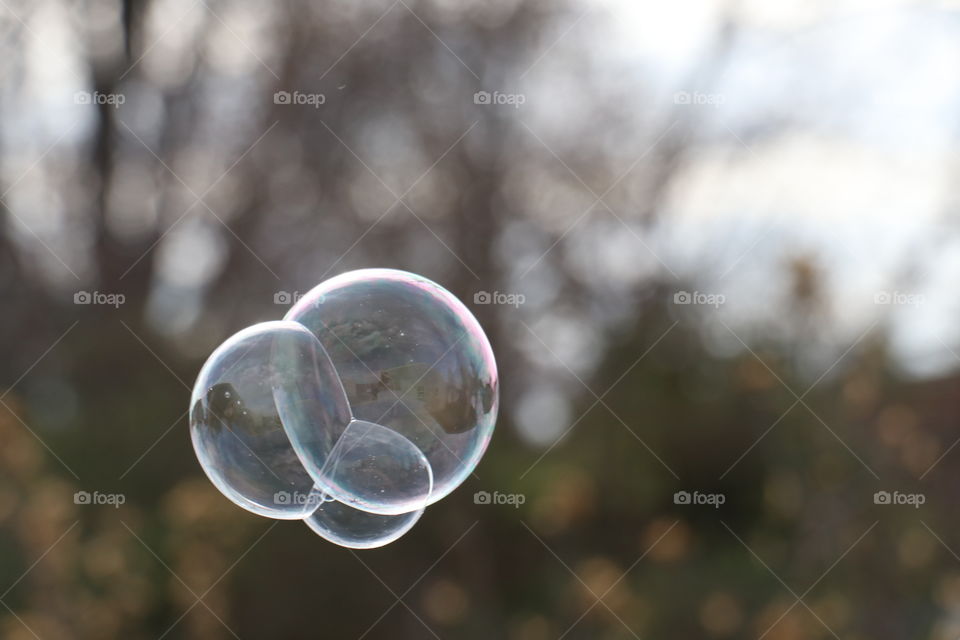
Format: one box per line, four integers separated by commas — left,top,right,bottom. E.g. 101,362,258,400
189,269,498,548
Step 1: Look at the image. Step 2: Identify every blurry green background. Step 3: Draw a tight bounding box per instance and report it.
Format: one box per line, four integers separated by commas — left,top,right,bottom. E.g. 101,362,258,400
3,0,960,637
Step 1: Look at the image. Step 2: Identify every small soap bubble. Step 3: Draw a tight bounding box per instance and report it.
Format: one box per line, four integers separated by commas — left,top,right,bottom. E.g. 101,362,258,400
307,419,433,515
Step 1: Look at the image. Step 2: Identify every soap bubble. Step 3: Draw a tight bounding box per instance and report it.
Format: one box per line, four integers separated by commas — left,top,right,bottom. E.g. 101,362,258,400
189,321,350,519
304,494,424,549
295,419,433,515
189,270,498,548
284,269,498,508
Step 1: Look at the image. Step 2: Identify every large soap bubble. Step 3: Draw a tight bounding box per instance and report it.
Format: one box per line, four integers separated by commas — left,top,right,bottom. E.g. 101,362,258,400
284,269,499,508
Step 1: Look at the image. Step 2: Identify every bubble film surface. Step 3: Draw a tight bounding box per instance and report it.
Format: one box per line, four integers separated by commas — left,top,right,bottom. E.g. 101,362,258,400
304,495,424,549
271,327,352,477
189,270,498,548
285,269,499,507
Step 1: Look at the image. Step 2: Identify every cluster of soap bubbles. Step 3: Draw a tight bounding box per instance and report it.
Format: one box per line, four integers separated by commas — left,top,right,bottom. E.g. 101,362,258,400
189,269,498,548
